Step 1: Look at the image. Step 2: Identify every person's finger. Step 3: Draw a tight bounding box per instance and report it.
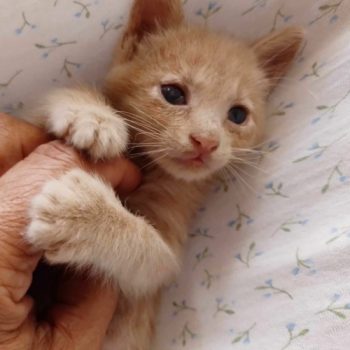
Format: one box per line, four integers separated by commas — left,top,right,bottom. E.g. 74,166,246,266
35,273,117,350
0,113,141,192
0,141,140,277
90,156,141,194
0,113,50,176
0,140,140,266
0,142,84,276
0,141,140,318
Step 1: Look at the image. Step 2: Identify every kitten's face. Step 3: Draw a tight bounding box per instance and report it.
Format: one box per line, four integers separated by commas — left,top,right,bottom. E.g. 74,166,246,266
105,0,302,182
107,28,266,181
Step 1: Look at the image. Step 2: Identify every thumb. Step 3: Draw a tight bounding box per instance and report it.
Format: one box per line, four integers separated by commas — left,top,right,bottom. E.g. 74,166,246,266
88,156,141,195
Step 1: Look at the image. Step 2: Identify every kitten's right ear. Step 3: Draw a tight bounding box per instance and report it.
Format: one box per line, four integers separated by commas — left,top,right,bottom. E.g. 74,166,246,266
117,0,184,62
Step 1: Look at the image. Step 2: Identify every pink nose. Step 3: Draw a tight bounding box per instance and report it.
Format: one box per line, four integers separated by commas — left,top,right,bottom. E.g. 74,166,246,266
190,134,219,154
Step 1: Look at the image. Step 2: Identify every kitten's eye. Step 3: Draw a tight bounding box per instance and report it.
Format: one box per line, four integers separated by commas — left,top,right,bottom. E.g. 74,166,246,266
228,106,248,125
161,84,187,105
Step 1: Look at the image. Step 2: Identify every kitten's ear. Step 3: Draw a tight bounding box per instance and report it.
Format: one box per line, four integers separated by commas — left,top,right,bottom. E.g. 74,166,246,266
252,27,304,90
118,0,184,62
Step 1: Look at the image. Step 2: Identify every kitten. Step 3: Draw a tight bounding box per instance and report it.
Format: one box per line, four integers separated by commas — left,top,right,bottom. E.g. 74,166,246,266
25,0,303,348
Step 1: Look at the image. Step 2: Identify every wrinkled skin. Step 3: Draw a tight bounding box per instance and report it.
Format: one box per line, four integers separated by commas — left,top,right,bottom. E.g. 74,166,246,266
0,113,141,350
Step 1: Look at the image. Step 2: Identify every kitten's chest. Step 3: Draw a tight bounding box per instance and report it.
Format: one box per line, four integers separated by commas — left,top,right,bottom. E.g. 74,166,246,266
124,167,208,249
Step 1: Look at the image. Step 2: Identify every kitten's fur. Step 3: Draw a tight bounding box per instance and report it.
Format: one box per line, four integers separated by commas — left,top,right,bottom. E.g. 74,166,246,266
26,1,303,348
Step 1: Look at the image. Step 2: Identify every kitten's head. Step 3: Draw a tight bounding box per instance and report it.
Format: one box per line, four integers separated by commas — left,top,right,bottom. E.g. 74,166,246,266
105,0,303,181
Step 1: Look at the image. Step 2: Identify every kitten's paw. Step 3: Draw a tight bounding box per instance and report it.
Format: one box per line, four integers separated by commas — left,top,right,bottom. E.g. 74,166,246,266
26,168,115,265
48,103,128,160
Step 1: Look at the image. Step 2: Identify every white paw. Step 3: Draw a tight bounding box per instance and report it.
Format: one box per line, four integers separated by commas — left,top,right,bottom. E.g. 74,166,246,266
26,168,116,265
46,91,128,160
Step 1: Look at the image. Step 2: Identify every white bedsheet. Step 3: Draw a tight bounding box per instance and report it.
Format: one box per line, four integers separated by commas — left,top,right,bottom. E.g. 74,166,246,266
1,1,350,349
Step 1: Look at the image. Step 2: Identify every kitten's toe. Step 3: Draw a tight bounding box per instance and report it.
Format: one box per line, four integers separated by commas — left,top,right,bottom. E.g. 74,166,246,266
48,105,128,161
69,111,128,160
25,169,93,264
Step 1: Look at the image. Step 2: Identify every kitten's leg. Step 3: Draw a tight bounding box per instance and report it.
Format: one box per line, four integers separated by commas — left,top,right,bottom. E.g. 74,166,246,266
104,293,160,350
26,169,180,297
34,87,128,160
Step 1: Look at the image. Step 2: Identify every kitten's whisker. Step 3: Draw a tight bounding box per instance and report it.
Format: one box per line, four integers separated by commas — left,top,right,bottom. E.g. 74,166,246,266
124,120,162,136
226,164,259,195
233,147,269,155
129,145,163,151
124,117,160,131
141,153,168,170
116,107,157,124
129,148,169,158
117,111,163,135
231,151,265,161
121,116,178,145
129,129,164,141
229,160,265,178
230,157,268,174
129,146,169,154
124,105,181,144
215,168,231,187
220,148,269,166
226,166,251,193
128,104,166,130
227,162,255,178
219,167,234,183
122,121,160,136
129,142,164,148
117,107,194,149
235,154,267,163
229,153,266,162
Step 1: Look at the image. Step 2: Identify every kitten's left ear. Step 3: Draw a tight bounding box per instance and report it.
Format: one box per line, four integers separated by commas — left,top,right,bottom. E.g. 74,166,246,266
118,0,184,62
252,27,304,90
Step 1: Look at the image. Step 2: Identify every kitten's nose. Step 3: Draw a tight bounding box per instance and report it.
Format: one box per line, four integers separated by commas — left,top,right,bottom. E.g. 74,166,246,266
190,133,219,154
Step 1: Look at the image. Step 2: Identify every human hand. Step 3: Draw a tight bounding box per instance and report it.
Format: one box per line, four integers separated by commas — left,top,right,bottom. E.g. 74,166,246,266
0,113,140,349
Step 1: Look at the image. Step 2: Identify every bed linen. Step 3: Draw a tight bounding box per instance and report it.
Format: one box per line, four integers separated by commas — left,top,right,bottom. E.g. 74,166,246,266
1,1,350,349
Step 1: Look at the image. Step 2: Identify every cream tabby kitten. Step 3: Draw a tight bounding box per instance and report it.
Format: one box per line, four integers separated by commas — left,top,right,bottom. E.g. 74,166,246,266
26,0,303,348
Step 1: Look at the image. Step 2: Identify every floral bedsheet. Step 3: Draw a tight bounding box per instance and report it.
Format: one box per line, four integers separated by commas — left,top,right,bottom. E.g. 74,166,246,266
1,1,350,349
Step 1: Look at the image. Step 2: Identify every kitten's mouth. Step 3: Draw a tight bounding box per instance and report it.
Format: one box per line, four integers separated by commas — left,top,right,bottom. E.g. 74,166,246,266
173,153,208,168
162,151,220,181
